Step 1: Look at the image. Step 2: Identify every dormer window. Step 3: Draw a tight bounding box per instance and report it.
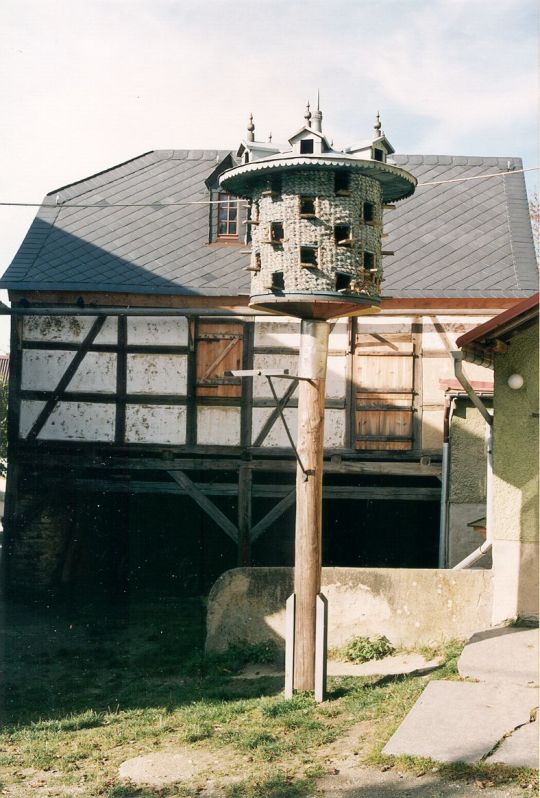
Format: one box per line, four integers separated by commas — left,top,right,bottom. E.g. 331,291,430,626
334,172,351,195
299,196,316,217
372,148,384,162
217,192,240,239
300,139,314,154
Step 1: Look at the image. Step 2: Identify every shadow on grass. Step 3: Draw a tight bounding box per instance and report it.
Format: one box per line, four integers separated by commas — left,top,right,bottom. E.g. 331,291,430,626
0,596,284,728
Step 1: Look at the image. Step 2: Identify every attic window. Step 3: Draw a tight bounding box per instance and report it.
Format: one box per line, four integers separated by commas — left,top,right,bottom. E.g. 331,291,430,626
335,225,352,246
217,192,239,238
270,222,284,243
364,251,376,271
300,139,314,154
373,148,384,162
334,172,351,195
336,272,352,291
244,152,250,164
300,246,318,268
271,271,285,291
363,202,375,223
299,196,316,216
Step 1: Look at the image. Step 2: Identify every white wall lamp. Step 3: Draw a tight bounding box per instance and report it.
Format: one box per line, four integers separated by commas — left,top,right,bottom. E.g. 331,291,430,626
507,373,524,390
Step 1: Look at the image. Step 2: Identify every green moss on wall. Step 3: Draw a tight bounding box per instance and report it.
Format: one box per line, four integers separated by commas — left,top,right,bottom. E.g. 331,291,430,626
493,323,539,544
449,398,491,503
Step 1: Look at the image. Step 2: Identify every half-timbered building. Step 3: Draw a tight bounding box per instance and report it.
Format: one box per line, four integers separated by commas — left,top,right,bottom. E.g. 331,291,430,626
0,114,537,599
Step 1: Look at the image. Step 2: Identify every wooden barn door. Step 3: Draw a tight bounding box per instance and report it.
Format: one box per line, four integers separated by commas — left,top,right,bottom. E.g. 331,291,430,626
195,321,244,398
354,331,415,451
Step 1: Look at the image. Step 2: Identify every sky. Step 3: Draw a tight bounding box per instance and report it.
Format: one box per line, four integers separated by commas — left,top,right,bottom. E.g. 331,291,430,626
0,0,538,352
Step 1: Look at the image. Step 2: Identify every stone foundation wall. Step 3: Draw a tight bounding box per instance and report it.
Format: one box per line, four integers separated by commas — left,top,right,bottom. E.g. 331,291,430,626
206,566,494,652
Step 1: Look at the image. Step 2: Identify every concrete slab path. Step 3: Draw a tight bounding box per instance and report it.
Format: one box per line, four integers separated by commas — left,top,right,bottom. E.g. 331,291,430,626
383,680,537,763
383,626,539,768
458,627,538,686
234,653,442,679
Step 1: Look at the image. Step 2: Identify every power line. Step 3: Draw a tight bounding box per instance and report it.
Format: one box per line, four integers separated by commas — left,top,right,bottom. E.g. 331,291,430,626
0,166,537,208
417,165,538,186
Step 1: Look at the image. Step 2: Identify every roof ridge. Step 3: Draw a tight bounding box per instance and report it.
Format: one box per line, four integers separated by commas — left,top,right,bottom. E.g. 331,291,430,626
47,151,158,198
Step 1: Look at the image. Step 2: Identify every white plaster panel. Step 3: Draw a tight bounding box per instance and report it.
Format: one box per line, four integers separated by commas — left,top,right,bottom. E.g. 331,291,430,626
324,410,346,447
19,400,46,438
126,354,187,394
356,315,411,332
22,315,117,344
423,356,493,405
127,316,189,346
21,350,117,393
254,318,300,348
252,407,345,448
328,320,349,350
20,400,115,441
22,350,74,391
69,352,117,392
326,355,347,399
252,407,297,448
422,355,455,404
197,407,241,446
422,316,493,353
422,409,444,451
252,353,298,398
125,405,186,444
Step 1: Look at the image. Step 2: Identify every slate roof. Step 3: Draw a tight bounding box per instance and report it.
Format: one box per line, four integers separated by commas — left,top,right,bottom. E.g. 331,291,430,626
1,150,537,299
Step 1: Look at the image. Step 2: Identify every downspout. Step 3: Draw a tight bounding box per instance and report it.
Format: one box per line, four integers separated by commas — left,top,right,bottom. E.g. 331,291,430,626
451,351,493,569
438,395,455,568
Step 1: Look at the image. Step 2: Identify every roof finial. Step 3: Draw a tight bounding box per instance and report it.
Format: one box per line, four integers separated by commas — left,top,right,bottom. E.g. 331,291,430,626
247,113,255,142
268,132,272,143
304,101,312,127
312,90,323,133
373,111,382,139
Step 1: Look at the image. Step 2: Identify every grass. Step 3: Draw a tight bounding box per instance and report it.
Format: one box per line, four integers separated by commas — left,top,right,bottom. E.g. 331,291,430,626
0,597,537,798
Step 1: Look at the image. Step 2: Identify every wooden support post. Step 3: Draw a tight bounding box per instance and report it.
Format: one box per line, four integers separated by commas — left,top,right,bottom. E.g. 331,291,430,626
293,319,329,693
284,593,296,699
314,593,328,703
237,464,252,565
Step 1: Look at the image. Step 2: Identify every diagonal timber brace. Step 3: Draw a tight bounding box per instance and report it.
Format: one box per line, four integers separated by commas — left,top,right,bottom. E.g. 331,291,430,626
26,316,107,441
168,470,239,543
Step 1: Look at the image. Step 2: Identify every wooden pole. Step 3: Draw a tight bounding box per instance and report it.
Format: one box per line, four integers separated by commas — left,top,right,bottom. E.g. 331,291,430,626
237,464,252,565
293,319,330,692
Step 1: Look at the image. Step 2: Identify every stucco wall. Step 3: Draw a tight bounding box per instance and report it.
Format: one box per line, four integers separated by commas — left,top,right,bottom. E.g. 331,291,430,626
491,323,539,622
206,567,493,652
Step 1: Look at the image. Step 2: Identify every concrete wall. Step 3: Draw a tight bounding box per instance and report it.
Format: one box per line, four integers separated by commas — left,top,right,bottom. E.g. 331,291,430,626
206,566,493,652
447,398,491,567
491,323,539,623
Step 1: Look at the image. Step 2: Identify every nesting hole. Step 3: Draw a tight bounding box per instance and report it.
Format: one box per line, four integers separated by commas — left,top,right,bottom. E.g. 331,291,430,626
300,246,318,268
299,196,316,217
334,172,351,195
335,224,352,246
336,272,352,292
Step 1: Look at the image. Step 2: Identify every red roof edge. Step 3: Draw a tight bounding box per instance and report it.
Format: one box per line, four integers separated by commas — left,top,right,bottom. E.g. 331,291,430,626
456,293,539,349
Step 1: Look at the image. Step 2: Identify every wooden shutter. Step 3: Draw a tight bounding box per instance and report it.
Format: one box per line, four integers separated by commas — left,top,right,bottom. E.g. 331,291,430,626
195,322,243,398
354,332,415,451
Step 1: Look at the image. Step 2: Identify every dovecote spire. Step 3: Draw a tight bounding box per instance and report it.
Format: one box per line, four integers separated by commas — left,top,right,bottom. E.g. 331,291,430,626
373,111,382,139
311,90,323,133
247,113,255,142
304,101,312,127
